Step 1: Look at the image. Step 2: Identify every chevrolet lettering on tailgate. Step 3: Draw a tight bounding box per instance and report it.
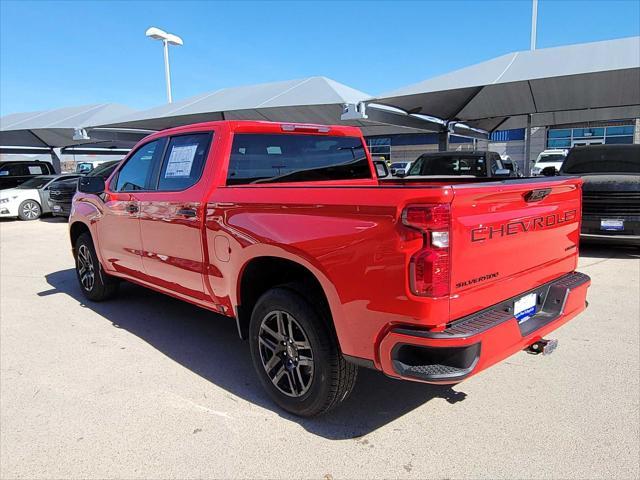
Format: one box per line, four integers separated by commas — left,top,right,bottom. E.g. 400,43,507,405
471,209,578,242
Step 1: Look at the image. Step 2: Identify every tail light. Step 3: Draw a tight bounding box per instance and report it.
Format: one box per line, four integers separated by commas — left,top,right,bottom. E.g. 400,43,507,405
402,204,451,297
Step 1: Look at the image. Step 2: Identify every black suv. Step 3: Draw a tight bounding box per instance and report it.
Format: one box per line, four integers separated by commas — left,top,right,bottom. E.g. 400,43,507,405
49,160,120,217
404,151,517,178
0,161,55,190
549,144,640,245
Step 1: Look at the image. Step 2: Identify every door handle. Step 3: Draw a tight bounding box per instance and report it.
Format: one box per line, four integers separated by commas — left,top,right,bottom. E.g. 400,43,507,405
126,203,139,214
177,208,197,217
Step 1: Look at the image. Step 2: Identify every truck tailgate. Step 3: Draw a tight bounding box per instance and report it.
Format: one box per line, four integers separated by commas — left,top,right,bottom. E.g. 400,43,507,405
449,178,582,320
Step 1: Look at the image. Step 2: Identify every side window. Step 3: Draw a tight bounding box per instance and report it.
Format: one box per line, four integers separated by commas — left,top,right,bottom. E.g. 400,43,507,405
27,164,45,175
157,132,212,191
0,164,28,176
115,139,165,192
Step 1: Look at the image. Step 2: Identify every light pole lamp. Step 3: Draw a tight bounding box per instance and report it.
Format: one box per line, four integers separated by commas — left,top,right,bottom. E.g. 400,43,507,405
145,27,183,103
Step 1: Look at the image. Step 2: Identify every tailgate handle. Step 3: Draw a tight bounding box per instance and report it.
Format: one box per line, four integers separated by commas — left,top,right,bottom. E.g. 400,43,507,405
524,188,552,202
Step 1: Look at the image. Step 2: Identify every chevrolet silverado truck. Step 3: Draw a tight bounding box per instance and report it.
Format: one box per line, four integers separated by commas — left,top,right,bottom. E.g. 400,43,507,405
69,120,591,416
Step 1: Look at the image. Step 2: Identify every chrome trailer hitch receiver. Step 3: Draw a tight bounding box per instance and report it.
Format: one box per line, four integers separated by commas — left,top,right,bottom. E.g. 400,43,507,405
525,338,558,356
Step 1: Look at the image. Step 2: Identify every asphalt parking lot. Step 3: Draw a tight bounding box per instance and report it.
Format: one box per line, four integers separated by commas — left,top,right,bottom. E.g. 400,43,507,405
0,218,638,480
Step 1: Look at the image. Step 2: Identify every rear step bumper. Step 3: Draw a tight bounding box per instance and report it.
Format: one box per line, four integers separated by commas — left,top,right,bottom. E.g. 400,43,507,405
378,271,591,384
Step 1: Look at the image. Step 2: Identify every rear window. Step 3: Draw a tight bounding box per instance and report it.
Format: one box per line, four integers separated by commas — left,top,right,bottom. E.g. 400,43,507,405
227,134,371,185
391,162,407,168
561,146,640,174
408,154,487,177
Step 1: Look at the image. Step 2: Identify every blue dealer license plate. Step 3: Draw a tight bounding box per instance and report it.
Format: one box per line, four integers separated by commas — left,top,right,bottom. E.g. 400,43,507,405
514,293,537,323
601,219,624,231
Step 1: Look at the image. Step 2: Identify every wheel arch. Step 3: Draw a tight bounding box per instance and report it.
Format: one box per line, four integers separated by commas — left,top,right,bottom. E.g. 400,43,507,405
69,221,91,251
235,256,340,347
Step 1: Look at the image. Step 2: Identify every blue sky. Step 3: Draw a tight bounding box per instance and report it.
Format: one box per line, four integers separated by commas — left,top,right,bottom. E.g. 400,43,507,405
1,0,639,116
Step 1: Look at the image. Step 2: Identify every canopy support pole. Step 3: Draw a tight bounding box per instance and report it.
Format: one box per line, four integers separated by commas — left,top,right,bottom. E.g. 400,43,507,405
50,148,62,174
438,131,449,151
524,114,532,175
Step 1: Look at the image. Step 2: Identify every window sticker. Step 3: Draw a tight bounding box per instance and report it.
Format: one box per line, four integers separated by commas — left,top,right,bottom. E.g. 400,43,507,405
165,144,198,178
28,166,43,174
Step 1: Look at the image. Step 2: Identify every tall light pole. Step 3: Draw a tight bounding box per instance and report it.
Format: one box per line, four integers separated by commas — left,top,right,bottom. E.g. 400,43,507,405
525,0,539,175
145,27,183,103
530,0,539,50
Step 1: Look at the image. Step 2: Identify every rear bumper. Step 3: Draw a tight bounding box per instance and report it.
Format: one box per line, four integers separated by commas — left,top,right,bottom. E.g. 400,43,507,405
581,233,640,246
377,271,591,383
581,216,640,245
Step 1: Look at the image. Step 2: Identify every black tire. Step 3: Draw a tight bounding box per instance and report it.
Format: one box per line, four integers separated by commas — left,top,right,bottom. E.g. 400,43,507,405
249,286,357,417
17,200,41,220
74,232,118,301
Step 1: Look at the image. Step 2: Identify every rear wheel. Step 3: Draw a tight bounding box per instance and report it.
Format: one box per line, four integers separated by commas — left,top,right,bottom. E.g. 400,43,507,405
18,200,41,220
74,233,118,301
249,286,357,416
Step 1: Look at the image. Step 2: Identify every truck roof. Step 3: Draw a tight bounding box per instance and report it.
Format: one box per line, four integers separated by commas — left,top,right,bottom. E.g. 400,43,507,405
144,120,363,141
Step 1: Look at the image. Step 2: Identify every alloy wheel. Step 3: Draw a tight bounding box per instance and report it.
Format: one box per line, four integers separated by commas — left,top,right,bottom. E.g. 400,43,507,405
77,244,95,292
22,201,40,219
258,310,314,397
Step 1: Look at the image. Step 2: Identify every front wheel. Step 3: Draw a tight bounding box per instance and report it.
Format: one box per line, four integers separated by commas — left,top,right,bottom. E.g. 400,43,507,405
18,200,41,220
74,233,118,301
249,286,357,417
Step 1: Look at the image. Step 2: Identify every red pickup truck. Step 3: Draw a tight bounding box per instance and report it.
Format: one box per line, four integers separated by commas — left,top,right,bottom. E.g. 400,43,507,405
70,120,590,416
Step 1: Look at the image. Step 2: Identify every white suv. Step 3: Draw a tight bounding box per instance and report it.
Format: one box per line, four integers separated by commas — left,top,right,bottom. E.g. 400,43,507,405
531,149,568,176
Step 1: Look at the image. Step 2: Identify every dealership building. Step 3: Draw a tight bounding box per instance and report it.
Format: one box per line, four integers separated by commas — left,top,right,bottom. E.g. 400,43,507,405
366,120,640,165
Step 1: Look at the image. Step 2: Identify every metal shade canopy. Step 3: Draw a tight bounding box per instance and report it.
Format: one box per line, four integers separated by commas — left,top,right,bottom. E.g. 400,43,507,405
373,36,640,132
95,76,435,136
0,103,141,149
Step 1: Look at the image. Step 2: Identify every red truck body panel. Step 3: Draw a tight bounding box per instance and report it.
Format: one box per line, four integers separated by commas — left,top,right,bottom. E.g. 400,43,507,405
70,120,590,385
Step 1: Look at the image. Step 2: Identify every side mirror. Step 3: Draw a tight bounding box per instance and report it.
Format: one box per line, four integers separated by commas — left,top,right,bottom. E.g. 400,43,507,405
373,160,389,178
494,168,512,177
396,170,407,178
541,166,558,177
78,176,105,194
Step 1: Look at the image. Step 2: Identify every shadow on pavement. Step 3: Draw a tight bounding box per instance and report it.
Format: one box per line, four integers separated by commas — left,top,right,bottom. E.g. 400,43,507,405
40,268,467,440
579,243,639,260
38,216,68,224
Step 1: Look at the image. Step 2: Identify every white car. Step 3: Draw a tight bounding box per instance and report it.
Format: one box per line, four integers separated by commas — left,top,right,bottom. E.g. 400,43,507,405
390,161,413,177
0,175,80,220
531,149,568,176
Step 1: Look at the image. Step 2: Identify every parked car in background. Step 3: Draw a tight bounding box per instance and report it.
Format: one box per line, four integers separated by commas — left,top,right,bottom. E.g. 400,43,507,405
69,120,590,416
544,144,640,245
531,149,568,176
0,174,81,220
404,151,516,178
49,160,120,217
500,155,524,177
74,160,111,174
390,161,413,177
0,160,55,190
